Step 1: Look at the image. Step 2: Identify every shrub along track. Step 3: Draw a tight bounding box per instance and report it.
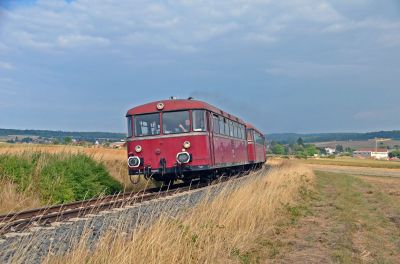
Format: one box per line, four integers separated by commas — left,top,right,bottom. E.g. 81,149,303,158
0,170,257,237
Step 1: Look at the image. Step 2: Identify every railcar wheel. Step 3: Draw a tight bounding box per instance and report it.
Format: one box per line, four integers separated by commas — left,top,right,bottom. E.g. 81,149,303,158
163,179,174,187
182,177,193,185
200,171,216,183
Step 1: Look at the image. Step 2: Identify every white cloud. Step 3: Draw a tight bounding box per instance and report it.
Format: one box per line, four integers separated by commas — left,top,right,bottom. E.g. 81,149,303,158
265,61,368,77
57,34,110,48
193,23,240,42
244,33,276,44
0,0,353,54
379,34,400,47
0,61,14,70
322,19,400,33
353,107,400,122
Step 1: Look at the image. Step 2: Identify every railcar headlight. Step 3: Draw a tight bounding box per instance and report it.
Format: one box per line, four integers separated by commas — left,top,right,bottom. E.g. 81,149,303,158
156,102,164,110
183,141,191,149
128,156,141,168
176,152,191,164
135,145,142,153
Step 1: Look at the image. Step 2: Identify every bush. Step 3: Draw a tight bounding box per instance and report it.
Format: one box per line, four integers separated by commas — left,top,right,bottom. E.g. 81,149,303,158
0,152,123,204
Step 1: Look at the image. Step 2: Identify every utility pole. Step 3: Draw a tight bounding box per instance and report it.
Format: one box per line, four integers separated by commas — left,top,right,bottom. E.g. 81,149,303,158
374,137,391,152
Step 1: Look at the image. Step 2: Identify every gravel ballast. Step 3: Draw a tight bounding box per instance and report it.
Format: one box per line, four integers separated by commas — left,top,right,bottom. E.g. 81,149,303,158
0,173,260,264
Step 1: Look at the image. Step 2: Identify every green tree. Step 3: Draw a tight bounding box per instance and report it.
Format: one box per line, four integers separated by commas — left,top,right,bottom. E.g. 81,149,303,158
64,137,72,144
304,144,319,156
389,150,400,158
335,144,344,153
318,147,327,155
297,137,304,146
344,147,354,153
271,144,285,155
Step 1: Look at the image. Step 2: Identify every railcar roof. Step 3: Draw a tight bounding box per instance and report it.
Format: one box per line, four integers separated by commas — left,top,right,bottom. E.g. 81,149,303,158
126,99,246,124
246,123,265,137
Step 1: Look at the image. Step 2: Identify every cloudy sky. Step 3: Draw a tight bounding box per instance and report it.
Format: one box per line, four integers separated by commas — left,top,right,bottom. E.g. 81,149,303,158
0,0,399,133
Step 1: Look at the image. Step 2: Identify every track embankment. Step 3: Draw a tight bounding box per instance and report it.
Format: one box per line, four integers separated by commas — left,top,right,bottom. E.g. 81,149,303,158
0,171,262,264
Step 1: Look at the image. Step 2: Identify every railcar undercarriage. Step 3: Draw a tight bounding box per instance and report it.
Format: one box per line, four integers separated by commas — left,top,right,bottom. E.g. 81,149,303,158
129,162,264,185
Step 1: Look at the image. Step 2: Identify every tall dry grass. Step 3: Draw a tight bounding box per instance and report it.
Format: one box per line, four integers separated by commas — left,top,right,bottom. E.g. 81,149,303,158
0,144,126,162
47,161,314,263
0,179,41,214
0,144,148,191
0,144,153,213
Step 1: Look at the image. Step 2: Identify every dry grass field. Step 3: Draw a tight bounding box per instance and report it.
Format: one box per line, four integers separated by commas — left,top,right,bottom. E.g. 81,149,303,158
0,144,143,188
312,139,400,150
3,148,400,262
302,156,400,169
278,171,400,263
0,144,151,214
46,161,315,263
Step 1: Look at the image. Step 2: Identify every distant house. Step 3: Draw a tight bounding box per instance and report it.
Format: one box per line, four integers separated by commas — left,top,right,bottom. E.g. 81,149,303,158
109,142,126,149
325,147,336,155
353,148,389,160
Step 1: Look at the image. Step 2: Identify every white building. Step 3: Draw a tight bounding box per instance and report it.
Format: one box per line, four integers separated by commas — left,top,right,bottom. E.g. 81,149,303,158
353,148,389,160
325,147,336,155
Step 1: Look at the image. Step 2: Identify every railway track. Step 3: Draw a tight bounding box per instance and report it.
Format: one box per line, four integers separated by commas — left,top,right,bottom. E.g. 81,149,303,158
0,174,243,236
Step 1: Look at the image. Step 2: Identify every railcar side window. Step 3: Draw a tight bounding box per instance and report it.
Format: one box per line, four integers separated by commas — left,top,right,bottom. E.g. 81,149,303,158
193,110,206,132
229,121,234,137
260,134,264,144
134,113,160,137
254,132,264,145
163,111,190,134
213,114,219,133
247,129,253,141
224,118,229,136
127,116,133,138
254,132,260,144
219,116,225,135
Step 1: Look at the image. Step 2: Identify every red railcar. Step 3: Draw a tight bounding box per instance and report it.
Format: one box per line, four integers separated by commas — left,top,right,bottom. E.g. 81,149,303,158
126,98,266,183
246,123,267,165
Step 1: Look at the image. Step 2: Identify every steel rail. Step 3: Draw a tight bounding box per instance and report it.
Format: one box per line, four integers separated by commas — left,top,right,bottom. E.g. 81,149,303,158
0,180,197,223
0,166,260,236
0,179,214,235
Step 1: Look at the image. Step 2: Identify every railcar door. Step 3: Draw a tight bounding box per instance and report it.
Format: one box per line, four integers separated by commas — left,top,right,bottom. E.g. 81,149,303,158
247,129,255,163
208,111,216,166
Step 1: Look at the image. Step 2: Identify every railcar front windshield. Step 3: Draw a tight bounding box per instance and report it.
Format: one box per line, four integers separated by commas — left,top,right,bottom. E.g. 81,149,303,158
127,116,133,137
134,113,160,137
163,111,190,134
192,110,206,131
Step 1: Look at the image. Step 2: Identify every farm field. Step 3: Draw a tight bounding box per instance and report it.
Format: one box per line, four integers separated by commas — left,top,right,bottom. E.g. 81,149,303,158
45,160,400,263
274,169,400,263
303,156,400,169
46,161,315,263
312,139,400,149
0,144,151,214
2,147,400,263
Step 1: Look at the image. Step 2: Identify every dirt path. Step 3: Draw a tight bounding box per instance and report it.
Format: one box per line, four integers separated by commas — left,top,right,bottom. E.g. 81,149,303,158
270,171,400,263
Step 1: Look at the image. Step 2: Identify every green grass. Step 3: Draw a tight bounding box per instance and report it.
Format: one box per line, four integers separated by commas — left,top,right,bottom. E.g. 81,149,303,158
0,152,123,205
315,171,400,263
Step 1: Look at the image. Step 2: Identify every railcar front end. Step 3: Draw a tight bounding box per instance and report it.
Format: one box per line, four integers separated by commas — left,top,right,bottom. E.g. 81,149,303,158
126,101,211,183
